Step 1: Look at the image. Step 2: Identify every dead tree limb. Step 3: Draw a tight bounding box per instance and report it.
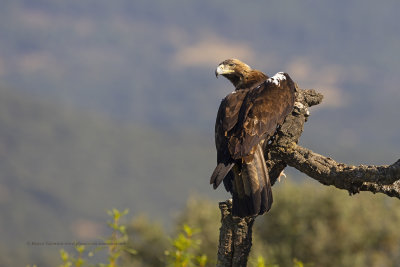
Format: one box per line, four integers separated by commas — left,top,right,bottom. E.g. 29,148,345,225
268,84,400,196
216,200,255,267
275,144,400,196
216,84,400,266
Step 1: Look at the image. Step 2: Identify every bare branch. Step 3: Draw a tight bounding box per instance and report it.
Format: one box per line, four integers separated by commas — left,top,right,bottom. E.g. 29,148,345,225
277,143,400,196
265,85,323,185
216,200,255,267
215,85,400,266
267,85,400,197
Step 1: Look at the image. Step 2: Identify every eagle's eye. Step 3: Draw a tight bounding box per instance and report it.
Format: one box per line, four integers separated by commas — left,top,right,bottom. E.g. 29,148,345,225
228,63,235,67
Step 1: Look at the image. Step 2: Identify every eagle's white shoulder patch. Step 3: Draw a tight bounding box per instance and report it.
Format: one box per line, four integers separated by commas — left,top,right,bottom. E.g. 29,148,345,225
268,72,286,86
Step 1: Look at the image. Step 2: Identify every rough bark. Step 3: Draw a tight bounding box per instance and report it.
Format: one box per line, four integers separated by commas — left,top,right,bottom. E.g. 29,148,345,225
216,200,255,267
216,84,400,266
275,144,400,196
268,84,400,196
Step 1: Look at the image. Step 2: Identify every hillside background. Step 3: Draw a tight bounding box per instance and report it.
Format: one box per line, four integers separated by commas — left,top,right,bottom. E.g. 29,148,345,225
0,0,399,266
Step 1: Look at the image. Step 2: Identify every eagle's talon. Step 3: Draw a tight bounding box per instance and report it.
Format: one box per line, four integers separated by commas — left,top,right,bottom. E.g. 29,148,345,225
278,170,287,182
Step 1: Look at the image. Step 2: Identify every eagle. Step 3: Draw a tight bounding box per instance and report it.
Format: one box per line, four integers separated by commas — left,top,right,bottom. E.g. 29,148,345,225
210,59,295,217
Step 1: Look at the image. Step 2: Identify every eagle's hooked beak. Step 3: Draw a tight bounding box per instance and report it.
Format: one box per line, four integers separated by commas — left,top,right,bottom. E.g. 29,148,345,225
215,64,223,78
215,64,234,78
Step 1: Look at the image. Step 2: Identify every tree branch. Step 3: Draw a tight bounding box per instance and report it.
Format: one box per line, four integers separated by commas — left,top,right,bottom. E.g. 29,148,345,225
265,86,323,185
215,84,400,266
268,85,400,197
276,144,400,195
216,200,255,267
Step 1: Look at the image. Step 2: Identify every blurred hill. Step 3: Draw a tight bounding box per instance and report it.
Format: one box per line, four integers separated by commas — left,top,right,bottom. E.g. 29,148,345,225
0,86,225,265
1,0,400,135
0,0,399,161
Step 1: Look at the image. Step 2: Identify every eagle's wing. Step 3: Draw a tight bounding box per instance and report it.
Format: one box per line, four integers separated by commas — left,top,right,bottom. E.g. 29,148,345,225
210,89,249,189
211,72,295,190
211,72,295,217
227,72,296,160
215,89,249,154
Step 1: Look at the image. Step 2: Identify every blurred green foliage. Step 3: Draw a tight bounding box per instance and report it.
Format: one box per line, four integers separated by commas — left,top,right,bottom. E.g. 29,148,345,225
0,86,216,265
164,224,208,267
124,181,400,267
56,208,134,267
253,181,400,267
28,180,400,267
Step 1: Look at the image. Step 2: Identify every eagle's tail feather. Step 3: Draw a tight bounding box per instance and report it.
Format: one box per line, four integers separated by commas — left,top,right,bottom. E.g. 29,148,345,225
232,144,273,217
256,144,273,214
210,162,235,189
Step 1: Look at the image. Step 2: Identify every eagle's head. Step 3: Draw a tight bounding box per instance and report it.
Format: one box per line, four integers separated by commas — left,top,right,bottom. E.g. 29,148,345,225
215,59,251,78
215,59,267,90
215,59,251,87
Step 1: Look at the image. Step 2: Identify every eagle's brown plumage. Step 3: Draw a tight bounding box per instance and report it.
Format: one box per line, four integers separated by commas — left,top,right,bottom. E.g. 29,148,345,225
210,59,295,217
